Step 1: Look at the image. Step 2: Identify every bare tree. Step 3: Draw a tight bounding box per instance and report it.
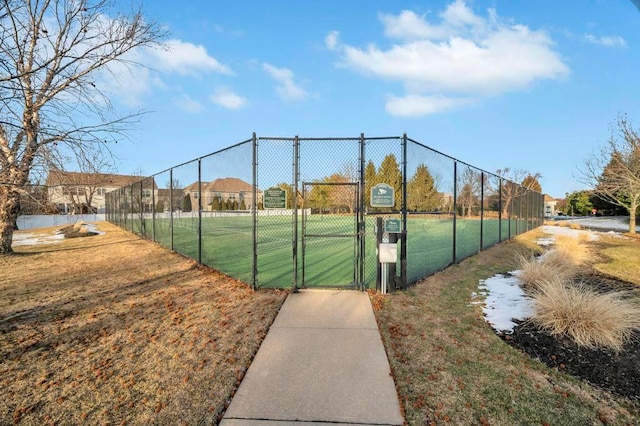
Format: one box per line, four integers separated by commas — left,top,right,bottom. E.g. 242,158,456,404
0,0,163,253
457,167,481,217
495,167,542,217
47,149,117,213
582,115,640,234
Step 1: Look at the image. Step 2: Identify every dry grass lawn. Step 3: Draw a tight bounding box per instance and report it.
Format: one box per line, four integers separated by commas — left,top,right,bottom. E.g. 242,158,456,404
0,222,287,425
530,277,640,351
372,234,640,425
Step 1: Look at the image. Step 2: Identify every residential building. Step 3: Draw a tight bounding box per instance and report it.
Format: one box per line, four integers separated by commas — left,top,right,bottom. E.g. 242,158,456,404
544,194,558,217
46,170,149,214
183,177,263,211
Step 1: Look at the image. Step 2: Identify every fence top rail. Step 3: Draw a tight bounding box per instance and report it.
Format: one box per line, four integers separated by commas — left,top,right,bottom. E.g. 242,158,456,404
142,138,253,178
258,135,402,142
104,133,542,197
406,137,537,193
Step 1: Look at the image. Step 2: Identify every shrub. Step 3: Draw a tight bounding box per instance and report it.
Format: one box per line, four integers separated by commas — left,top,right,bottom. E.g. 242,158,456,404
530,277,640,351
553,235,592,265
516,252,575,291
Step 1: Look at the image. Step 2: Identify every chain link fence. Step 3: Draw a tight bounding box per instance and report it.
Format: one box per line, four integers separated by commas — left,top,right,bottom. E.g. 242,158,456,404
106,134,544,291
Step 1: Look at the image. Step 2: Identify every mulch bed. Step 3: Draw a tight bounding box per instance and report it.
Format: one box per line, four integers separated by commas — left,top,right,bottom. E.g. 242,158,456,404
500,272,640,401
503,322,640,400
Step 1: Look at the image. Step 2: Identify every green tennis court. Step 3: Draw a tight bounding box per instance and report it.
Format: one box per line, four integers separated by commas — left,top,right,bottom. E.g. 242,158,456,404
132,214,531,289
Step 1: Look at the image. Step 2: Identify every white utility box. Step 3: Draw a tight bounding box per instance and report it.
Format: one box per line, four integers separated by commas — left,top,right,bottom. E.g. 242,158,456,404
379,243,398,263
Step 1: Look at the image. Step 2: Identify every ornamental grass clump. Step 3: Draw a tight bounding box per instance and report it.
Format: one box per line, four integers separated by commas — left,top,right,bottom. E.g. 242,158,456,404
530,277,640,351
517,235,592,291
553,235,593,266
516,251,574,291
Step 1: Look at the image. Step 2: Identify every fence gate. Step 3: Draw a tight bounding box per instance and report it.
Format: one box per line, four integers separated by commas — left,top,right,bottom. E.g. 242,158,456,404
301,182,363,289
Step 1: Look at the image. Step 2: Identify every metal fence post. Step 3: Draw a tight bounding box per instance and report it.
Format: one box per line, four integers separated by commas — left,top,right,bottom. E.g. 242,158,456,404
139,182,143,234
170,168,174,251
252,132,258,290
498,178,502,242
400,133,408,290
507,183,512,240
452,161,457,263
152,177,156,242
480,171,484,251
359,132,366,291
292,135,299,292
129,184,134,233
197,159,202,265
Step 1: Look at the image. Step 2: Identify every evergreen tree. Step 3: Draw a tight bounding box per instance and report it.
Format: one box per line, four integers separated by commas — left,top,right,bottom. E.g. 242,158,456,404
364,160,377,208
377,154,402,209
211,196,221,211
566,191,593,216
240,200,247,210
407,164,441,212
182,194,192,212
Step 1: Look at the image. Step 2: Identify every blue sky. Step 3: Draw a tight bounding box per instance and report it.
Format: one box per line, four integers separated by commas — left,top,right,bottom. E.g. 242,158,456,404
100,0,640,198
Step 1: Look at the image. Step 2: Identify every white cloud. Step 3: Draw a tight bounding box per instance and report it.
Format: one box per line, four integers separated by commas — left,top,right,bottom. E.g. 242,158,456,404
329,1,569,116
325,31,340,50
148,39,234,76
584,34,626,48
211,87,248,109
262,63,309,101
386,94,474,116
173,94,205,114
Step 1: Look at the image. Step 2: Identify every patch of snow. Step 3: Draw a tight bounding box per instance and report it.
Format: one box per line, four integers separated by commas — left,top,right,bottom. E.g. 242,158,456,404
540,225,599,241
12,231,65,247
553,216,638,233
475,225,608,334
536,237,555,246
11,223,105,247
479,274,534,333
84,223,105,235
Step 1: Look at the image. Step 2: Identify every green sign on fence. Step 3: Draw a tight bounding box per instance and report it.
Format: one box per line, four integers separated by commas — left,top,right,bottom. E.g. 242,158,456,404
384,218,401,233
370,183,394,208
264,187,287,209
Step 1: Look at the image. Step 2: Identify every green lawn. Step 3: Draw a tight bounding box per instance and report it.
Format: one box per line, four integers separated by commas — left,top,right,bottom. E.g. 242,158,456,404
128,214,529,289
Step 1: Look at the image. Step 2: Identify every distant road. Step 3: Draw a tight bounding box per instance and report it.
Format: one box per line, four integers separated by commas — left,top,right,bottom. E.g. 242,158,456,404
551,216,639,233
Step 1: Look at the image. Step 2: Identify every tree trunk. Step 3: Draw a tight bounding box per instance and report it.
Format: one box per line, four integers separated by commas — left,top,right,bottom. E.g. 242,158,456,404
0,187,21,254
629,200,637,234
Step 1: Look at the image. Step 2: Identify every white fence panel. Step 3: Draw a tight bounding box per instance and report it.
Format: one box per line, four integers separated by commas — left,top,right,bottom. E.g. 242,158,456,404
17,214,106,230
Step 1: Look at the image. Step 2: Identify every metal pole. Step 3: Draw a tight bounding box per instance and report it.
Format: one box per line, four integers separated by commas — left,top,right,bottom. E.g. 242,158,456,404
152,177,156,242
139,181,143,235
480,171,484,252
359,133,366,290
252,132,258,290
292,135,299,292
129,184,134,233
400,133,408,290
452,161,457,263
197,159,202,264
498,178,502,242
170,168,174,251
508,183,512,240
375,217,383,292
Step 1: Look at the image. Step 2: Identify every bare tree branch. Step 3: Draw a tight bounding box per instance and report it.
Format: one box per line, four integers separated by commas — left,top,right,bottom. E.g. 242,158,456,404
580,114,640,234
0,0,165,253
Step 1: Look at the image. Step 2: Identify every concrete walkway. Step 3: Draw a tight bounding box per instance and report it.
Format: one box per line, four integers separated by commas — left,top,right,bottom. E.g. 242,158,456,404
220,289,404,426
